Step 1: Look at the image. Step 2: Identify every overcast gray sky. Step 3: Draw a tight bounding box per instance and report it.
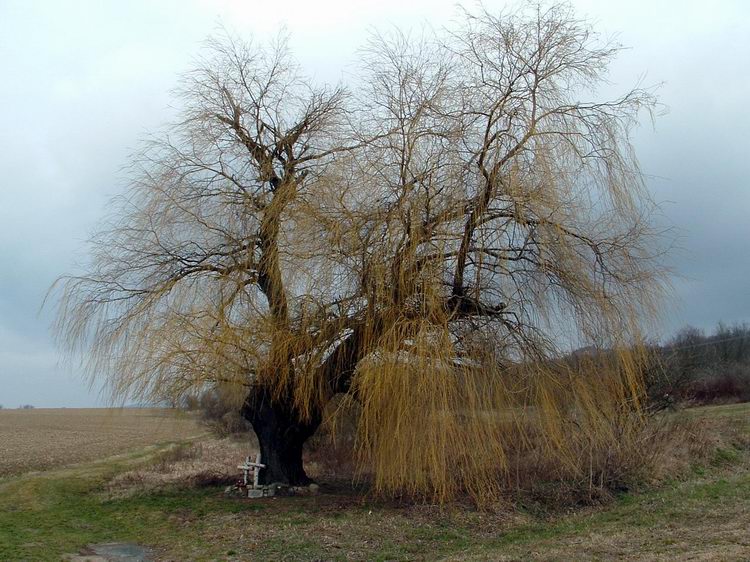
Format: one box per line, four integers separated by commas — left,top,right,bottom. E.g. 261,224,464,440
1,0,748,407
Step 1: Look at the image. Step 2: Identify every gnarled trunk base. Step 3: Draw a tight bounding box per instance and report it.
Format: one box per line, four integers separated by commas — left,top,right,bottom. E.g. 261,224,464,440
241,387,322,486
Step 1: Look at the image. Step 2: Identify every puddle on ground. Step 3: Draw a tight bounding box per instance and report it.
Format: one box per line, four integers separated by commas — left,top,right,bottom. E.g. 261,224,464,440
63,543,153,561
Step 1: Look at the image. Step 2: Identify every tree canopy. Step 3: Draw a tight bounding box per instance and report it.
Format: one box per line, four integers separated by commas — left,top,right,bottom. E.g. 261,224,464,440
54,4,665,502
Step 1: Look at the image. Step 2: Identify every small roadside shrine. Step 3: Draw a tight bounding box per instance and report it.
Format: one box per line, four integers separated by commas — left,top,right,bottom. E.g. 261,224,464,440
227,453,320,498
237,453,273,498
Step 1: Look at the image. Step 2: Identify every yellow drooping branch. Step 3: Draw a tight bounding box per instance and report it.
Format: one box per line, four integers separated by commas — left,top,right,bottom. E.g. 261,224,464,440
51,4,667,503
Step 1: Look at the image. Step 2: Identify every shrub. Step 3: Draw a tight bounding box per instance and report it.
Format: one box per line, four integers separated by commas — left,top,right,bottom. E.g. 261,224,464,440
644,323,750,407
688,363,750,404
188,388,252,437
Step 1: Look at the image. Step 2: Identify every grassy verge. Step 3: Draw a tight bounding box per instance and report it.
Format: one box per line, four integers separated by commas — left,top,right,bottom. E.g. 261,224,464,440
1,404,748,561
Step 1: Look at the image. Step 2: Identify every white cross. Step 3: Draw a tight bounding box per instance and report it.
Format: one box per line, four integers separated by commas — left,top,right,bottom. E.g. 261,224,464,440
237,453,265,488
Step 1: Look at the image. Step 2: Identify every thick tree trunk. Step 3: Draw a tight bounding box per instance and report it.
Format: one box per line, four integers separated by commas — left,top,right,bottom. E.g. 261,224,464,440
239,325,370,486
241,386,322,486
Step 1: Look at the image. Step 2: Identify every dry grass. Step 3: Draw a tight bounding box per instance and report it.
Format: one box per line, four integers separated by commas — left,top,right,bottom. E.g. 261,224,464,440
101,402,749,513
0,408,205,478
302,403,745,510
105,437,256,498
147,405,750,561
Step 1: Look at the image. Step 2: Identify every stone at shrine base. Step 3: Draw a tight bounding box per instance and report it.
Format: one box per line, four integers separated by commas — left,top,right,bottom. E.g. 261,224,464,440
225,482,320,498
247,487,275,498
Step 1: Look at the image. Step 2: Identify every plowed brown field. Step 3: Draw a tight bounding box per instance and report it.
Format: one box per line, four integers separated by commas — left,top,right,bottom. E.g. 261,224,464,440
0,408,204,477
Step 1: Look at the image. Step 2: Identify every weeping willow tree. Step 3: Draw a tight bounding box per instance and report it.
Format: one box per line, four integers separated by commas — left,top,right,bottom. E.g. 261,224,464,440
53,4,666,501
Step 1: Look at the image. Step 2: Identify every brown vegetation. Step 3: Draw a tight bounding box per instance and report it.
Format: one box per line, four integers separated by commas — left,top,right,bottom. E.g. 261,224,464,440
101,404,750,517
104,437,254,498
